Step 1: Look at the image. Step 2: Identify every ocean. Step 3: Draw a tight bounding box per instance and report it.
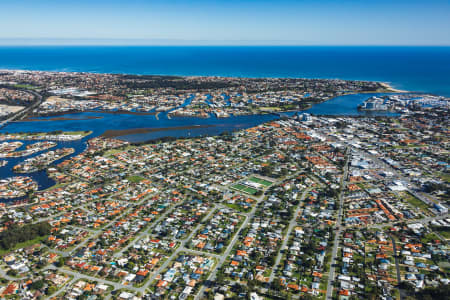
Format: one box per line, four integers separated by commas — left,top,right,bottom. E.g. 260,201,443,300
0,46,449,96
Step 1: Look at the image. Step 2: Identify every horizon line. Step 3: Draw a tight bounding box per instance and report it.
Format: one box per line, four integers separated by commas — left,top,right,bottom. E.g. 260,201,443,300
0,44,450,47
0,38,449,47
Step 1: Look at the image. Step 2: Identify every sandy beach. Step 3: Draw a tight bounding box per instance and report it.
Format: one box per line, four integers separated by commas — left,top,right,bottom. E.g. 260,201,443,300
380,82,409,93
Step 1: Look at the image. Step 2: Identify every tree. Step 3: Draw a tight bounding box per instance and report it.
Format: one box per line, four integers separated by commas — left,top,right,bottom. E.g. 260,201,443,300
215,271,225,285
127,261,135,271
0,222,51,251
47,286,57,295
271,279,284,291
414,284,450,300
55,257,66,267
31,279,45,290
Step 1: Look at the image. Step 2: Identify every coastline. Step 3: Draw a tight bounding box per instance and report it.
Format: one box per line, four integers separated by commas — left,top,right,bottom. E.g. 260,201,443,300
379,82,409,93
0,68,411,93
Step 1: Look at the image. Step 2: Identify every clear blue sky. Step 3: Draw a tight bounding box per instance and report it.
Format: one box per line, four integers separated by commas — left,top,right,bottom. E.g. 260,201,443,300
0,0,449,45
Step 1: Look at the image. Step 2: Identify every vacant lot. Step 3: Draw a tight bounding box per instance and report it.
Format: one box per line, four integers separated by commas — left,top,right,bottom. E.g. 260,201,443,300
401,192,432,216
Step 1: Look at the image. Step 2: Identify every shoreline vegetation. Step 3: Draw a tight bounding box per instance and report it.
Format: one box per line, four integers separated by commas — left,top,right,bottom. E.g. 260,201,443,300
100,124,215,138
0,130,92,138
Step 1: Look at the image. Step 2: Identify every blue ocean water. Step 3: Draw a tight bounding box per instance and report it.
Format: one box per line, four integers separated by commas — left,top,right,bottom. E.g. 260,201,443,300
0,46,449,96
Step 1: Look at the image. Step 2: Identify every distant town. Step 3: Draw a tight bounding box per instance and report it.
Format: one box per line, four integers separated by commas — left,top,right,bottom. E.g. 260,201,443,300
0,70,448,300
0,70,397,122
358,94,449,112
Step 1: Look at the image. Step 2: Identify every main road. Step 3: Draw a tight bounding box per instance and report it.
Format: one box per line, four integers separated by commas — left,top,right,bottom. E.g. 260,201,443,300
269,187,312,283
389,234,403,300
0,89,43,128
325,147,350,300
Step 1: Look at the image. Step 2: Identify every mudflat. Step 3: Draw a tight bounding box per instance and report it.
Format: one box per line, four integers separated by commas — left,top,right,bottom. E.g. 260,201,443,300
101,124,214,138
17,116,103,122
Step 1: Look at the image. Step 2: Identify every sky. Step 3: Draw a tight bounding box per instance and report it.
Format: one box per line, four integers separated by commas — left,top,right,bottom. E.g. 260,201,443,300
0,0,449,46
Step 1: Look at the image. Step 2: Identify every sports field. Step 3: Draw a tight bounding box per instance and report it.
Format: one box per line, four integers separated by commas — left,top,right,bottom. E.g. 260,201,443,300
230,183,258,195
248,176,273,187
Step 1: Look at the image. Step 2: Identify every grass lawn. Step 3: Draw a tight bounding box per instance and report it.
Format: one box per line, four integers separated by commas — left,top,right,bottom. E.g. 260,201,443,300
436,172,450,184
421,232,441,244
126,175,146,183
103,145,134,157
248,176,273,187
230,184,258,195
401,192,431,213
391,144,425,149
103,148,124,157
259,107,282,112
62,131,92,136
43,182,69,191
224,203,252,213
13,84,38,89
434,227,450,239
